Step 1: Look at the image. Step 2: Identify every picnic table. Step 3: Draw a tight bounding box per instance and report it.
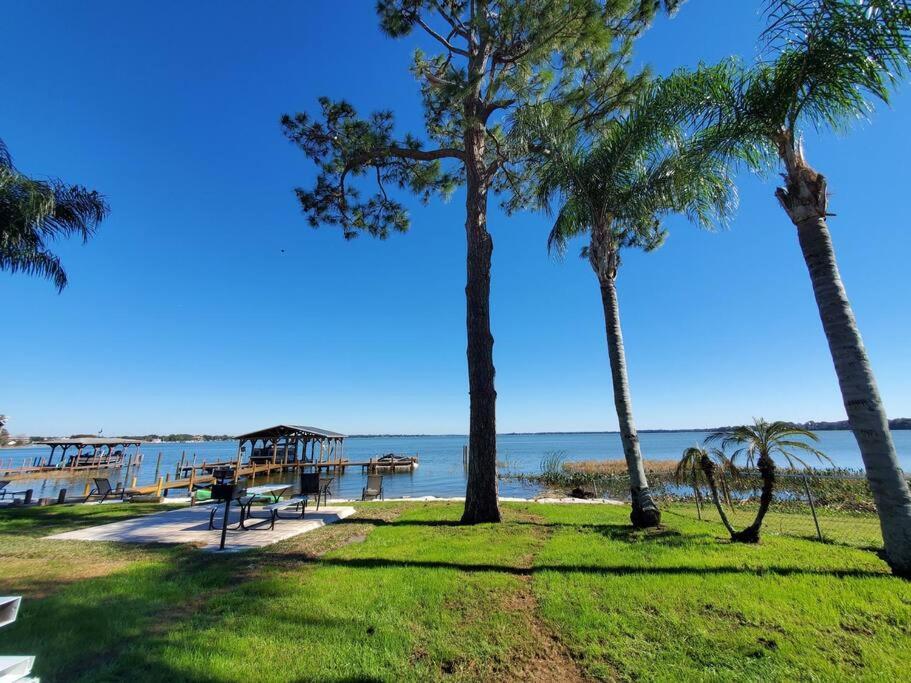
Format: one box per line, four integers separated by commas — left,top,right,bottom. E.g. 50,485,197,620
237,483,296,530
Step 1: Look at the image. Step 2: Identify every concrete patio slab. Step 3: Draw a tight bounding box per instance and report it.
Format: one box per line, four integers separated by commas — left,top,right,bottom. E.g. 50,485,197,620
45,504,356,551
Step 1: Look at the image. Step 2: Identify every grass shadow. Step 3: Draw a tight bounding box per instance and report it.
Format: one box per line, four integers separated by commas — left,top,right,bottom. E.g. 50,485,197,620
270,554,891,580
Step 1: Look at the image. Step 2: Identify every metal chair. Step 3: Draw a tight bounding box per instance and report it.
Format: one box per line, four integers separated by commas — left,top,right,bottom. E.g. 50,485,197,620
318,477,333,507
299,472,332,510
362,474,384,501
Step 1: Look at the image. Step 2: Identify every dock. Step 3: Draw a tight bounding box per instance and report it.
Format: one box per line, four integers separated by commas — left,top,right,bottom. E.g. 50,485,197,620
2,424,419,501
0,453,143,479
129,454,419,497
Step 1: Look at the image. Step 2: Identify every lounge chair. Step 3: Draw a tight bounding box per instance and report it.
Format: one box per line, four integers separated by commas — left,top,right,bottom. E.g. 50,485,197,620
0,481,33,504
362,474,384,501
84,478,126,503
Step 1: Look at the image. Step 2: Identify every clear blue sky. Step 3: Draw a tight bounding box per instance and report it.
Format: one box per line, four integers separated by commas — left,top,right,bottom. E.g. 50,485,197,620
2,1,909,436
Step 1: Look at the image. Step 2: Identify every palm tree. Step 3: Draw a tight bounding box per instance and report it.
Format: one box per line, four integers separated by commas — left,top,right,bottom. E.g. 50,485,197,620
526,76,737,527
677,445,738,536
700,0,911,573
0,138,109,291
707,419,829,543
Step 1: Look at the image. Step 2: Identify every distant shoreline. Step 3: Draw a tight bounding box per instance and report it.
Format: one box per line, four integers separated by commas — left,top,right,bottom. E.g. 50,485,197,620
6,419,909,446
349,420,911,437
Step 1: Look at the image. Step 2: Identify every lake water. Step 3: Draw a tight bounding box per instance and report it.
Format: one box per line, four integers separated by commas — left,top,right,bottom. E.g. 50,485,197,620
3,430,909,501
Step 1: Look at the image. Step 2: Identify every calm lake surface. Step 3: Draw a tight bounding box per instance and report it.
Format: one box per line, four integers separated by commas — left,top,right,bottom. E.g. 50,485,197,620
3,430,910,501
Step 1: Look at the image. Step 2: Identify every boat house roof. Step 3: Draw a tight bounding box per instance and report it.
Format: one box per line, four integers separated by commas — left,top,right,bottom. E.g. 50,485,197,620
235,424,346,441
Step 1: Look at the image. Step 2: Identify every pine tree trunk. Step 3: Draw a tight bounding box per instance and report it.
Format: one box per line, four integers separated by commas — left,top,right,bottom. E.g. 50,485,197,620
700,455,736,537
461,122,500,524
775,138,911,575
593,238,660,527
731,453,775,543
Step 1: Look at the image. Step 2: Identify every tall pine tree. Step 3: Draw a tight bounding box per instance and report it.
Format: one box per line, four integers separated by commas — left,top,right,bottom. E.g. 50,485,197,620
281,0,678,523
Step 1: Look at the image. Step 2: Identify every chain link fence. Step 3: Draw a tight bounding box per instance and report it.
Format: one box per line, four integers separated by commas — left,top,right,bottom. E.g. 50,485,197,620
507,462,891,550
655,470,886,549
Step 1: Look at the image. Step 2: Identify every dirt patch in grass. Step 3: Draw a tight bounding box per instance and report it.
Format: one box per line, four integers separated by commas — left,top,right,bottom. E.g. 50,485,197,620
436,507,595,682
502,510,593,682
500,584,592,682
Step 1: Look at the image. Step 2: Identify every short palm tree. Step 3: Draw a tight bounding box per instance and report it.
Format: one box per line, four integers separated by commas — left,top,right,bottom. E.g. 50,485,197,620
701,0,911,572
707,419,829,543
677,445,738,535
0,138,109,291
527,76,736,527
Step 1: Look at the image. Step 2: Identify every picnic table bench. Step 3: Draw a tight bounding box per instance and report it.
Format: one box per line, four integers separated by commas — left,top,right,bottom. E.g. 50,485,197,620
208,483,308,531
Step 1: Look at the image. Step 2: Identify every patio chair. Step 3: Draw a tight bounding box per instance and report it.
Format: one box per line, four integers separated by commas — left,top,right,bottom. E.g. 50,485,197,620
0,481,32,504
84,477,126,503
300,472,333,510
362,474,384,501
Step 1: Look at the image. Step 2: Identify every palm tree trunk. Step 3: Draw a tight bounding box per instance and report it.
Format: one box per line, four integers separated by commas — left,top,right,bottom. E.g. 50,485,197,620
461,123,500,524
700,455,736,537
720,470,734,511
732,454,775,543
594,243,660,527
775,140,911,574
692,468,702,520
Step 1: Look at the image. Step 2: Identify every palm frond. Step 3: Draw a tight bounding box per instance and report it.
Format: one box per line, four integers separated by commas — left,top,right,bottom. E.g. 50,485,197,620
527,70,740,262
709,418,827,470
0,139,109,291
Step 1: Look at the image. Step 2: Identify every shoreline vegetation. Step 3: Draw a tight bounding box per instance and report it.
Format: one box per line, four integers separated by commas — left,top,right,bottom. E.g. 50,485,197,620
505,455,889,516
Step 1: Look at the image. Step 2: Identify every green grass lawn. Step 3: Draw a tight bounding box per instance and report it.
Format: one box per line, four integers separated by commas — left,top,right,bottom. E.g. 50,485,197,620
0,501,908,682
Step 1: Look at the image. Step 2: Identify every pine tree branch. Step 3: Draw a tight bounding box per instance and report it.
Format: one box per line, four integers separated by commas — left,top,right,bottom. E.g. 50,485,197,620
416,16,470,56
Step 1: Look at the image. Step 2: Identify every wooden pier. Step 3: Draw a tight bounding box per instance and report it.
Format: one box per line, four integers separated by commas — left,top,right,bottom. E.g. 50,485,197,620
1,452,143,479
4,425,419,501
129,455,418,497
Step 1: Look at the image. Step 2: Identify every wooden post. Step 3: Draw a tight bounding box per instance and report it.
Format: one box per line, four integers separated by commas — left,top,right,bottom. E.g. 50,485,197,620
802,472,823,542
188,468,196,505
153,452,162,483
156,477,163,496
234,447,243,484
83,482,91,497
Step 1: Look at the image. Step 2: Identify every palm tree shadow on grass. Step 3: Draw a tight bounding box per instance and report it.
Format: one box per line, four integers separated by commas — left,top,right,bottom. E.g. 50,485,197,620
337,516,688,545
291,555,888,580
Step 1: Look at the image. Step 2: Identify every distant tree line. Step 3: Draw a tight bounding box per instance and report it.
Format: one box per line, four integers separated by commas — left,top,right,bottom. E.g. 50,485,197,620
24,434,235,443
116,434,235,442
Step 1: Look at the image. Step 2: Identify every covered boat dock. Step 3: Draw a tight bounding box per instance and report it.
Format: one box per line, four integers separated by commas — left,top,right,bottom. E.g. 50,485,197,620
34,437,142,469
236,424,347,467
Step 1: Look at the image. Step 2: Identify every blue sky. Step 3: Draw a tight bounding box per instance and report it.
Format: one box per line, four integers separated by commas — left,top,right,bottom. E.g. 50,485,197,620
2,1,909,436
